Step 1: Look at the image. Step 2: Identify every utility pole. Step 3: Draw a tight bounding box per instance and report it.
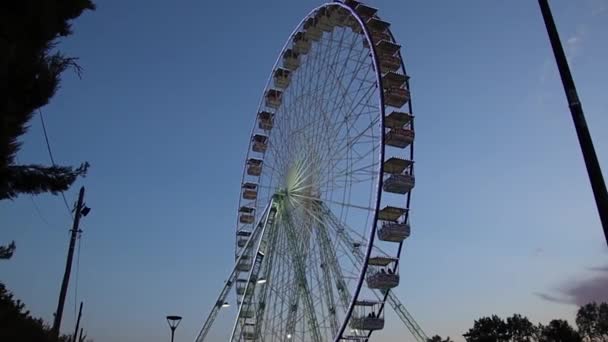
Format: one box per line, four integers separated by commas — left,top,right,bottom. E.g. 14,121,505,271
72,302,84,342
52,187,86,340
538,0,608,246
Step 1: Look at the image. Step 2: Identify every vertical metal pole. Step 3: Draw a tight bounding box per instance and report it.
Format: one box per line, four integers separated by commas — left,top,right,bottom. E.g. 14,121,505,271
538,0,608,246
72,302,83,342
170,328,176,342
52,186,85,339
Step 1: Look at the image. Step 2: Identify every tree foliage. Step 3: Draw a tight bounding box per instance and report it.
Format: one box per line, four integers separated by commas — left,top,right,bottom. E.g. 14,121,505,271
0,282,70,342
1,0,95,259
0,0,95,201
0,241,16,259
538,320,582,342
576,302,608,342
463,304,607,342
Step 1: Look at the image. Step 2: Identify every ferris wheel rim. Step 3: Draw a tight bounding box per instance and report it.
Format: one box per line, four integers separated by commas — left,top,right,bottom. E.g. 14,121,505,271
233,1,413,341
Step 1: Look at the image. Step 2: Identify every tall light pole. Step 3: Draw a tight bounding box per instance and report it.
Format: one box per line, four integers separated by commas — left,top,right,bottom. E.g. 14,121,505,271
538,0,608,246
166,315,182,342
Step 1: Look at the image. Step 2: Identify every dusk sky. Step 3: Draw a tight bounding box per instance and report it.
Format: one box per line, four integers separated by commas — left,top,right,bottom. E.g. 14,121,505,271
1,1,608,341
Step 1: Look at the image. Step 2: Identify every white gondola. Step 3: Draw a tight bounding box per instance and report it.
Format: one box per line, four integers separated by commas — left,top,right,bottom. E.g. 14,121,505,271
375,40,401,57
363,30,391,48
377,222,410,242
247,158,263,176
383,174,415,194
274,68,291,89
315,7,333,31
384,86,410,108
377,206,407,221
283,49,300,70
366,271,400,289
237,236,248,247
239,309,255,319
366,17,390,33
382,72,408,89
350,300,385,331
330,6,349,26
251,134,268,153
354,3,378,20
265,89,283,109
237,255,253,272
236,230,251,248
258,111,274,131
239,206,255,224
383,157,414,174
243,324,257,340
366,257,399,289
303,17,323,41
379,53,401,73
293,32,311,54
385,111,413,129
385,127,414,148
242,182,258,200
236,279,254,295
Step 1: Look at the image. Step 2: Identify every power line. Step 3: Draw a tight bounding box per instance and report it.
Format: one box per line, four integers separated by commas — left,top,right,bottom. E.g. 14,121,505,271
38,109,74,218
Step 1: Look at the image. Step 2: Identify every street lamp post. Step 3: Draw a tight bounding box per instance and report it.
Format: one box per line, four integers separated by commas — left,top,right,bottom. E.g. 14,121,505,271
538,0,608,246
166,315,182,342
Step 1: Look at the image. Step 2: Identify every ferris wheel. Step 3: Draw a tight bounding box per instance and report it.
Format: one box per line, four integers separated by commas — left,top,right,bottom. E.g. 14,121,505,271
196,1,427,341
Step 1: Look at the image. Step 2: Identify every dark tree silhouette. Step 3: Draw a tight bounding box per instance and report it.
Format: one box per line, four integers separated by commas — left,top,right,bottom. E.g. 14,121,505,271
1,0,95,256
464,315,511,342
0,282,70,342
0,241,16,259
507,314,537,342
576,302,608,342
538,320,582,342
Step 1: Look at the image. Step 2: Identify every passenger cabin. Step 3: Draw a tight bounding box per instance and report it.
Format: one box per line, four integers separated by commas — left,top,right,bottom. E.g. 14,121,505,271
378,205,407,221
242,324,257,340
382,72,408,89
350,300,385,331
386,127,414,148
236,255,253,272
283,49,300,70
239,206,255,224
375,40,401,57
304,17,323,41
377,221,410,242
383,157,414,174
274,68,291,89
236,279,254,295
236,230,252,248
384,86,410,108
363,30,391,48
239,309,255,319
354,3,378,20
293,32,311,54
366,17,390,33
330,6,349,27
385,111,413,129
242,182,258,200
265,89,283,109
251,134,268,153
366,256,400,289
258,111,274,131
315,7,334,31
383,174,415,194
379,54,401,73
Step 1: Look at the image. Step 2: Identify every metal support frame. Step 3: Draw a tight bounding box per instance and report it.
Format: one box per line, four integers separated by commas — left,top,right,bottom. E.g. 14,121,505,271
323,203,428,342
195,202,274,342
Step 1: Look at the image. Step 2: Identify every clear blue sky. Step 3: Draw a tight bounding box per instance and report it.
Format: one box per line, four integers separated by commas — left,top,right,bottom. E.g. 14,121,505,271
2,0,608,341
